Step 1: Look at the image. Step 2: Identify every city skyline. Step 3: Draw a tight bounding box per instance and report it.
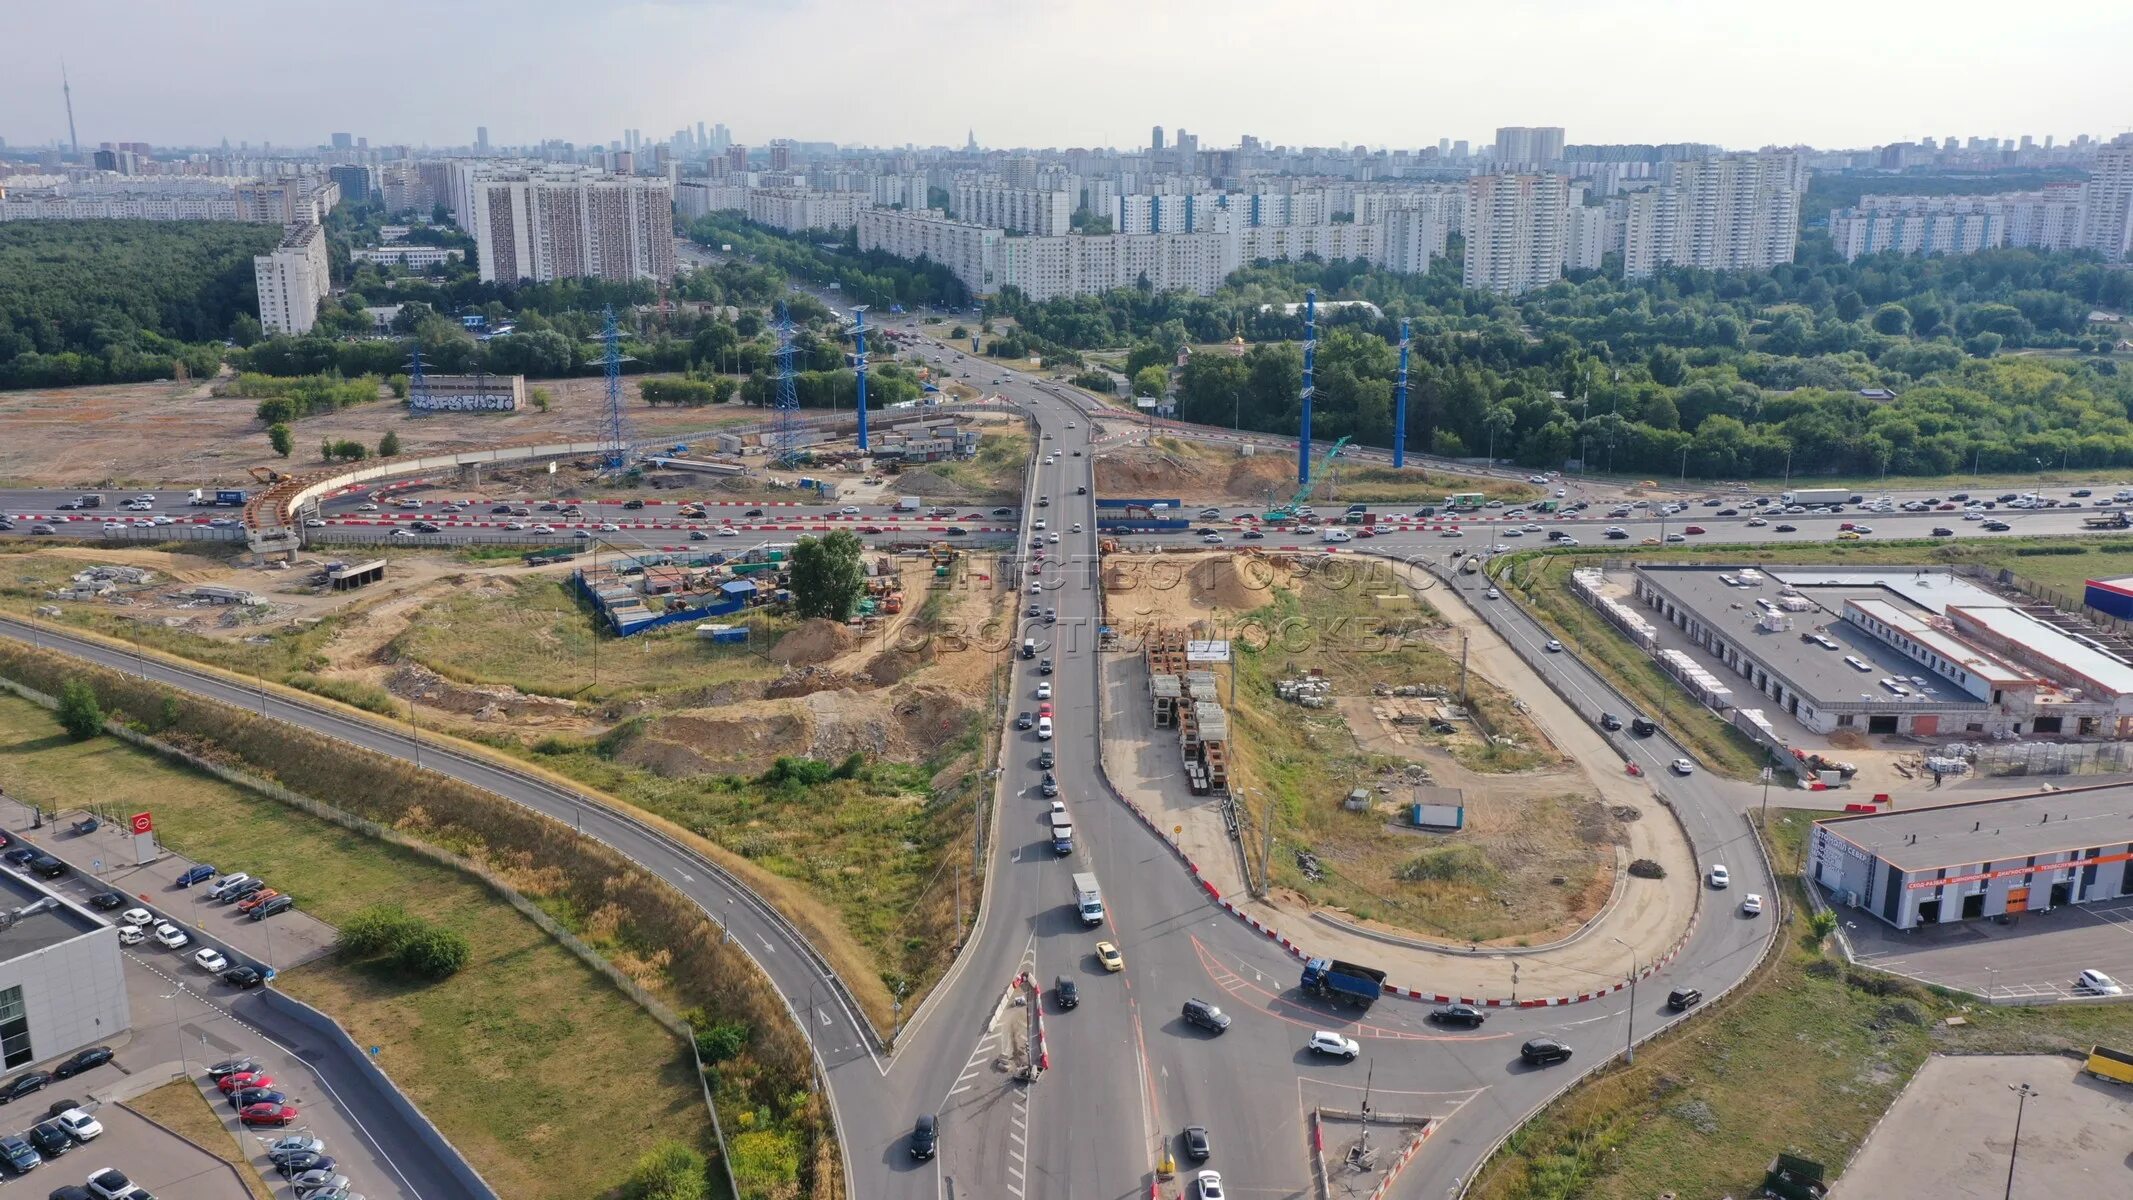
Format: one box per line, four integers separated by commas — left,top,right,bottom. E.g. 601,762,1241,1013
2,1,2127,153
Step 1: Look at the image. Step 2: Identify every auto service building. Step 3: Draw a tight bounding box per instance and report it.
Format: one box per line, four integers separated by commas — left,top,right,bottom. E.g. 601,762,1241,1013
0,868,129,1069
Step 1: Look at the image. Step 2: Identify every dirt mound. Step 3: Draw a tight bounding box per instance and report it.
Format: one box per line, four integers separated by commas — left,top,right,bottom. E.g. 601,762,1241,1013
770,618,855,666
618,708,810,777
1105,552,1279,618
387,662,578,723
618,683,976,779
765,665,868,698
1095,439,1293,505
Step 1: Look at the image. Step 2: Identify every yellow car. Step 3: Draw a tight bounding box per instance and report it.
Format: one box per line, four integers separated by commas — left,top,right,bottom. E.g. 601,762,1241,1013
1836,531,1862,541
1096,941,1124,972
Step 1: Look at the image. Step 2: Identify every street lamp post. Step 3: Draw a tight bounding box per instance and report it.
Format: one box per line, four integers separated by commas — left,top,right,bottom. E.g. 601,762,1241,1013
1610,935,1638,1064
2005,1082,2037,1200
1782,447,1793,489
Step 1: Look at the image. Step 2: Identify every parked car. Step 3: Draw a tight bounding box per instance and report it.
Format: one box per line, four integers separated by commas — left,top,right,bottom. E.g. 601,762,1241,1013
114,926,145,946
0,1071,51,1104
233,1088,290,1114
53,1109,100,1143
175,864,217,888
0,1133,39,1173
1429,1003,1487,1027
1520,1037,1573,1066
205,1057,260,1081
237,888,281,914
240,1102,301,1127
25,1121,67,1157
2075,969,2125,996
223,965,265,989
49,1048,110,1081
151,922,189,949
194,948,230,973
1181,998,1231,1033
84,893,124,912
203,873,252,901
1305,1030,1360,1059
27,855,66,879
275,1152,336,1178
220,879,267,904
85,1167,137,1199
250,895,295,920
217,1071,271,1095
119,908,154,928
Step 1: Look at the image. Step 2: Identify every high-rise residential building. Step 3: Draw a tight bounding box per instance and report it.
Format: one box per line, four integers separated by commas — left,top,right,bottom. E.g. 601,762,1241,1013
1463,173,1566,295
1662,151,1802,273
1562,204,1609,272
1828,200,2005,260
2082,137,2133,260
1381,201,1450,275
769,142,792,172
858,208,1003,294
475,126,489,152
468,167,675,283
953,184,1070,236
1494,126,1565,168
327,164,372,206
1152,126,1165,152
253,223,330,335
728,144,748,173
330,132,352,151
1619,186,1678,280
745,188,870,233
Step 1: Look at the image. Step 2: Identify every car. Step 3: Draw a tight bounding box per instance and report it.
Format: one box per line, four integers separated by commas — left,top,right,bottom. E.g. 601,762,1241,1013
114,926,144,946
1664,532,1687,543
687,530,708,541
1306,1030,1360,1059
1439,528,1463,538
1037,702,1053,719
1666,986,1704,1012
0,1071,50,1104
1054,976,1079,1009
1599,712,1623,731
1520,1037,1573,1066
278,1154,338,1180
265,1134,325,1161
223,964,266,989
2075,969,2125,996
1037,748,1054,770
1241,529,1264,540
291,1170,349,1196
1201,533,1224,544
1038,658,1053,675
1096,941,1124,972
1195,1169,1226,1199
1483,587,1500,599
1835,531,1861,541
1670,758,1694,776
1502,528,1523,538
1931,527,1955,537
597,522,620,532
1984,520,2011,531
304,518,327,528
0,848,34,867
1774,523,1797,532
86,1167,136,1199
1545,639,1563,653
30,524,54,535
909,1113,938,1160
1746,516,1768,527
1036,682,1052,701
27,854,66,879
1039,772,1058,798
250,895,295,920
1181,998,1231,1033
1044,607,1056,624
205,1057,259,1081
175,864,217,888
621,499,646,510
716,526,737,537
217,1071,271,1095
119,908,153,928
239,1102,301,1127
1015,711,1033,730
489,505,513,515
220,879,267,904
204,874,252,901
1707,864,1730,888
2072,489,2094,498
356,503,379,512
26,1122,67,1158
1964,510,1986,521
1741,894,1764,916
1430,1003,1487,1027
0,1133,38,1173
1182,1124,1211,1162
194,948,230,973
50,1109,99,1144
151,922,189,950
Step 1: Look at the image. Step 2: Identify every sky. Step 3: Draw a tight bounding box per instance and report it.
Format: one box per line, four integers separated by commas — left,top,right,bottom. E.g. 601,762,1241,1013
4,1,2128,154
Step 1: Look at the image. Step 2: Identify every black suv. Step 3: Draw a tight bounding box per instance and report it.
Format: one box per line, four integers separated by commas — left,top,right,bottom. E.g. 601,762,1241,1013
1666,987,1704,1012
26,856,65,880
1037,750,1054,770
909,1114,939,1160
1181,998,1231,1034
1629,717,1657,737
1598,713,1622,732
1520,1037,1573,1066
26,1121,67,1158
1016,711,1034,730
1055,977,1079,1009
1038,658,1053,675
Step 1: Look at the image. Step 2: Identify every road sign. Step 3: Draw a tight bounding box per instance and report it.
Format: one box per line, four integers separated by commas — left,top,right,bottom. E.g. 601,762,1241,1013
129,811,153,835
91,859,102,873
1173,825,1182,836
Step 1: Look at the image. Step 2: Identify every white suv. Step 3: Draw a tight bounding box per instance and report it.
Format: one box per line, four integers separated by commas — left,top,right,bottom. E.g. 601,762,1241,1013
1305,1030,1360,1059
2075,969,2124,995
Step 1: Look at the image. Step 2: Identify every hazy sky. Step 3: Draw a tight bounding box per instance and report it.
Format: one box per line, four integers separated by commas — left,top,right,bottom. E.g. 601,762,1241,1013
5,1,2127,153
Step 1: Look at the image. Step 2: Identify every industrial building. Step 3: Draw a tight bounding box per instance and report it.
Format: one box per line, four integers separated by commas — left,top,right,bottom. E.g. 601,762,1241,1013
1809,786,2133,929
1621,565,2133,739
0,870,130,1070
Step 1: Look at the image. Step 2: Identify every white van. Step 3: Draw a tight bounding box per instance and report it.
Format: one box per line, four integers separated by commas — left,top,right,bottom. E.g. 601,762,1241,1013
1321,529,1353,543
1038,717,1054,740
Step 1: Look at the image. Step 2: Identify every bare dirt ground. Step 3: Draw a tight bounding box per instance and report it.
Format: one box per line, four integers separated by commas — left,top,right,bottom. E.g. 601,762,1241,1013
0,372,758,488
1092,435,1542,508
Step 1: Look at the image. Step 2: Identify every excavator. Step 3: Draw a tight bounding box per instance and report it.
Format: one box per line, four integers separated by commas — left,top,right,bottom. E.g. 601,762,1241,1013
1262,435,1351,523
248,466,290,485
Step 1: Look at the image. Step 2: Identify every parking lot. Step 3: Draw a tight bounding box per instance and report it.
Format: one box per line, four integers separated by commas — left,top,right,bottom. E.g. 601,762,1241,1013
1845,893,2133,1000
1832,1054,2133,1198
26,1099,253,1200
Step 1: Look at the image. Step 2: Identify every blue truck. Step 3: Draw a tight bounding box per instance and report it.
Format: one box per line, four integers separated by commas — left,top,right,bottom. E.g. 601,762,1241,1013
1301,957,1388,1010
215,489,248,506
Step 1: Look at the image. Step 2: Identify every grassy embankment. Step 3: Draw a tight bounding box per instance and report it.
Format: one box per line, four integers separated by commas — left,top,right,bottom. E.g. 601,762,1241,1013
0,693,712,1200
1490,535,2133,779
1470,809,2133,1200
126,1081,276,1200
1221,557,1591,942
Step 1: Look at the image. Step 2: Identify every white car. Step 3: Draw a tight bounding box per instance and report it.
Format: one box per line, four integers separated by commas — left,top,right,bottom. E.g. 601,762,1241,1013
1029,582,1042,594
101,521,125,531
54,1107,101,1141
1202,533,1224,544
1741,894,1764,916
116,925,145,946
1048,532,1060,544
505,521,527,530
1707,864,1730,889
530,524,555,535
121,907,154,928
86,1167,137,1200
389,529,416,540
356,502,379,512
1033,519,1047,530
1049,800,1067,818
1484,587,1501,599
597,522,621,532
1545,639,1563,652
195,947,230,973
152,921,190,950
152,514,175,525
1195,1170,1225,1200
2075,969,2125,996
1036,683,1052,700
1305,1030,1360,1059
1070,523,1083,533
1964,510,1986,521
1671,758,1695,775
717,527,737,537
304,518,326,528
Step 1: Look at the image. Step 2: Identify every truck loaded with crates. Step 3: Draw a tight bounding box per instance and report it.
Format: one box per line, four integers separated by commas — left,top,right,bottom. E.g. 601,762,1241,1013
1301,957,1387,1009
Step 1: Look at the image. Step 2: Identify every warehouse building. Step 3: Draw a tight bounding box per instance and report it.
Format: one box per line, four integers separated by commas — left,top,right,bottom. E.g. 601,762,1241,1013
1809,786,2133,929
0,871,130,1070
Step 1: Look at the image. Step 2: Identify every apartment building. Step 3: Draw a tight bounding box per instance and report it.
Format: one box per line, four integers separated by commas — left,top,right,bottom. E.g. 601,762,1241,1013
1237,222,1381,266
0,175,337,224
952,184,1070,236
1494,126,1565,168
2081,137,2133,259
1562,204,1609,271
857,208,1004,295
254,223,330,335
1111,192,1230,234
1380,199,1451,274
1828,201,2007,260
470,168,675,283
673,180,747,222
1463,173,1567,296
744,188,869,233
1662,151,1802,273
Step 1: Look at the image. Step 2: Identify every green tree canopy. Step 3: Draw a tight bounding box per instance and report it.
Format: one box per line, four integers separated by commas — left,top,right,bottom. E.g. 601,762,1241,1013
789,530,866,621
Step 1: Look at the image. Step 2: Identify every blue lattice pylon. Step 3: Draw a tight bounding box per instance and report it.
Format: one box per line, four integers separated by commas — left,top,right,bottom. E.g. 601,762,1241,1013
772,301,801,466
601,305,631,470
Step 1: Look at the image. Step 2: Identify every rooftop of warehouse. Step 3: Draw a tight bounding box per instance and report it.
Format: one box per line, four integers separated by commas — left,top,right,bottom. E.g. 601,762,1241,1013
1815,784,2133,871
0,868,106,961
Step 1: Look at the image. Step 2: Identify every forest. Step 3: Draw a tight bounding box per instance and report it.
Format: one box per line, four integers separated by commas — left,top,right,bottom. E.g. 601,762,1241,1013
990,242,2133,479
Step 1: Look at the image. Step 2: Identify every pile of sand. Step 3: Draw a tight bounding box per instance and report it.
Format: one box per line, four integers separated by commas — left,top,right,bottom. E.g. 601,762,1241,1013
769,618,855,666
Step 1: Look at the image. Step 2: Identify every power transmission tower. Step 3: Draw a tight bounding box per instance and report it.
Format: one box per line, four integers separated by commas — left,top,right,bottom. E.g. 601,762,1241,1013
1298,288,1317,485
773,301,802,466
601,305,631,470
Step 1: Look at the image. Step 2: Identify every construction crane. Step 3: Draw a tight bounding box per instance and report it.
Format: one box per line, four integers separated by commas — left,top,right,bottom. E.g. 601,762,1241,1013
1264,435,1351,521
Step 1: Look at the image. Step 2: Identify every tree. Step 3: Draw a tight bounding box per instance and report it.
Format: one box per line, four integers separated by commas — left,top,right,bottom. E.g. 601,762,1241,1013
1869,303,1912,336
56,679,102,740
624,1142,709,1200
1132,366,1169,398
255,396,296,425
695,1021,750,1065
377,430,401,457
530,386,552,412
229,313,264,348
788,530,866,620
395,927,470,979
267,422,293,458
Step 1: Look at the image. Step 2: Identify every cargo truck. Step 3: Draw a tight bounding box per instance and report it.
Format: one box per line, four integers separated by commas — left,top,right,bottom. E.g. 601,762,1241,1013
186,489,211,506
1050,814,1074,856
892,496,922,513
1300,957,1387,1009
2084,512,2131,530
1071,872,1104,925
1780,488,1850,507
215,489,249,506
